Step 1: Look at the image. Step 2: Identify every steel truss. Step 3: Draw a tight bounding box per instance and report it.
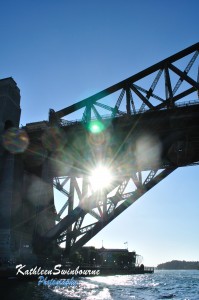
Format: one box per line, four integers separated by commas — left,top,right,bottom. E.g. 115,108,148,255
43,43,199,253
49,42,199,123
48,167,176,253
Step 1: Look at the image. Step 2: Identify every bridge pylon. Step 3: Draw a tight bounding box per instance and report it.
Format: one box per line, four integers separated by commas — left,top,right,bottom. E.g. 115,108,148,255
0,78,23,263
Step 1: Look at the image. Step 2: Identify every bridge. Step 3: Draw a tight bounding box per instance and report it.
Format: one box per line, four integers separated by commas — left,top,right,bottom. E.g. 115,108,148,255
0,42,199,263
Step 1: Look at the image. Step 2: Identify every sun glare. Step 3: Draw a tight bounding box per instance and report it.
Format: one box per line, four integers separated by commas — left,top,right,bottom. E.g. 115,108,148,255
90,165,113,191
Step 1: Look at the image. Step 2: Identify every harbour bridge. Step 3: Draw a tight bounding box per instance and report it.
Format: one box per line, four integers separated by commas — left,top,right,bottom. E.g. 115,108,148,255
0,42,199,262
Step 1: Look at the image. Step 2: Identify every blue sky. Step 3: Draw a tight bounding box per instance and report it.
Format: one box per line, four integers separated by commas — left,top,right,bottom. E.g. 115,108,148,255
1,0,199,266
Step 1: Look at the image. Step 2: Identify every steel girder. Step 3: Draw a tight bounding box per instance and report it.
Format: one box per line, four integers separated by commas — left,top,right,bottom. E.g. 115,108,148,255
41,43,199,253
49,42,199,122
46,167,176,253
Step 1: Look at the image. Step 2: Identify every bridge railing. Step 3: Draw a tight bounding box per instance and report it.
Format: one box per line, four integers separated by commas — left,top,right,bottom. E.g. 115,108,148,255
60,99,199,127
175,99,199,107
24,99,199,132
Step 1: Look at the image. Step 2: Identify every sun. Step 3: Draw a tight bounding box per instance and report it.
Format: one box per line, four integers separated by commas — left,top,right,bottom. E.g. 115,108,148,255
89,165,113,191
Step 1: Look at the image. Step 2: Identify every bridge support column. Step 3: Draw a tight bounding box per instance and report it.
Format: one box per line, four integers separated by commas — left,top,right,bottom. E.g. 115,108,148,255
0,78,22,264
30,156,56,257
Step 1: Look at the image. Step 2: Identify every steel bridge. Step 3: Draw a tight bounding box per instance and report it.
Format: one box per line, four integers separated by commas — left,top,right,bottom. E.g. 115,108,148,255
0,42,199,261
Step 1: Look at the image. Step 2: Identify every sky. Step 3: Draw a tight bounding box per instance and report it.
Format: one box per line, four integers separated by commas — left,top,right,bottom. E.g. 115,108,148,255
0,0,199,267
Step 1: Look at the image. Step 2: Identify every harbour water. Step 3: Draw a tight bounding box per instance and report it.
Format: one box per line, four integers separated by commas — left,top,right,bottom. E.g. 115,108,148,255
1,270,199,299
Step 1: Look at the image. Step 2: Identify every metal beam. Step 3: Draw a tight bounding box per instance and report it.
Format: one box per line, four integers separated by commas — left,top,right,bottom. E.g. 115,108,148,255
169,63,199,90
70,167,177,252
55,43,199,118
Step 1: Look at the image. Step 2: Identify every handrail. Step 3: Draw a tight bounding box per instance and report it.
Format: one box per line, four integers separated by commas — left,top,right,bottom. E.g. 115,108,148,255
24,99,199,131
60,99,199,127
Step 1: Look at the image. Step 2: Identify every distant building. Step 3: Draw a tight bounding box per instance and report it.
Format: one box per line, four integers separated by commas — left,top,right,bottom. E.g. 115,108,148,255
75,246,137,268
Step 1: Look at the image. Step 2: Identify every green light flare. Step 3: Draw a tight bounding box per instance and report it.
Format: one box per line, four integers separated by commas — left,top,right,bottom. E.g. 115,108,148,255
88,120,105,134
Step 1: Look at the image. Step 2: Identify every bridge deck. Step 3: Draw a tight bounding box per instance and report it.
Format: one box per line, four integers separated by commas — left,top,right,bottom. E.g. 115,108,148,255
24,102,199,177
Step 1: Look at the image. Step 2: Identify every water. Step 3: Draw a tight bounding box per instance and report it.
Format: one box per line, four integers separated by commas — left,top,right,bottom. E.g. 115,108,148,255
1,270,199,300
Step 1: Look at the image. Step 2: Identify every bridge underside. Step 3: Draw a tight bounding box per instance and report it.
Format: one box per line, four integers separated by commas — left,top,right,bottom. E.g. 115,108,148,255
2,43,199,259
26,103,199,255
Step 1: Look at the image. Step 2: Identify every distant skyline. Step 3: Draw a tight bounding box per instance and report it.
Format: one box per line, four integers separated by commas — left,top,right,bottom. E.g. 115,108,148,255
1,0,199,266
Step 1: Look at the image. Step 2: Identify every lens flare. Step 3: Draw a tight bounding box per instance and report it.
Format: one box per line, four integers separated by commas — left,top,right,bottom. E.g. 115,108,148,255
90,165,113,191
135,134,161,169
50,150,73,175
88,131,105,146
88,120,105,134
2,128,29,154
23,144,47,167
42,127,64,152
